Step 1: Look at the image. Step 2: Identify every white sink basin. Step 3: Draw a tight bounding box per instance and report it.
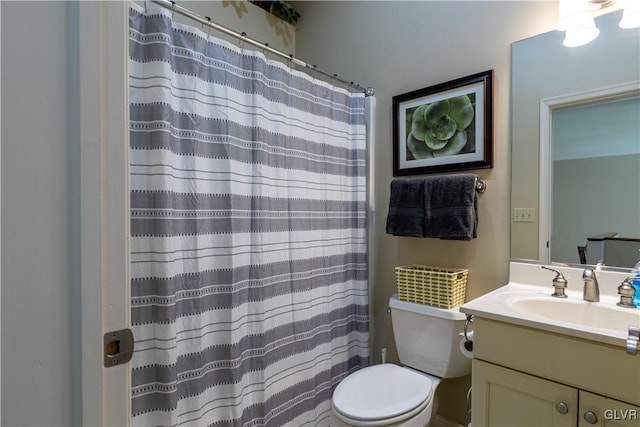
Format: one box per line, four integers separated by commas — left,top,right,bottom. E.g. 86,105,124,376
460,262,640,347
507,296,639,331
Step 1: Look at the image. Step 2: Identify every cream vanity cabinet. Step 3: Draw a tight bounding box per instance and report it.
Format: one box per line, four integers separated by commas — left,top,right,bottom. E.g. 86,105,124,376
470,318,640,427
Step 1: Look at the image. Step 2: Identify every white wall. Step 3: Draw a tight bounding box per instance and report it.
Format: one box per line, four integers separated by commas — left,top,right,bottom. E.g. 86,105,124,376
553,95,640,161
1,2,293,425
293,1,558,423
552,154,640,264
2,2,76,425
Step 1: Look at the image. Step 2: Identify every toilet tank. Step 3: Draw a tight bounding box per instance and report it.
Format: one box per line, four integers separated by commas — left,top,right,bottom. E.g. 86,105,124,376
389,294,471,378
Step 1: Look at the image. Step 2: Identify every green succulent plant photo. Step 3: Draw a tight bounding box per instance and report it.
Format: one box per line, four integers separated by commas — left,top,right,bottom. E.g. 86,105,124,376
405,94,476,160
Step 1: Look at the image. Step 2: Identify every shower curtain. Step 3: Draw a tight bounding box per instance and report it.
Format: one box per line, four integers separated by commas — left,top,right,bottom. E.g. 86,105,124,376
128,4,369,426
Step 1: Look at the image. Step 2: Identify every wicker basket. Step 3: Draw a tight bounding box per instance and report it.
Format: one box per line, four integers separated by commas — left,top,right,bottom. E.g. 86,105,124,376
395,264,468,309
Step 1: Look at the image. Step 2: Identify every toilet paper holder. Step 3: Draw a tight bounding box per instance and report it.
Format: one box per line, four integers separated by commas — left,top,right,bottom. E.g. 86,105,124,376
463,314,474,352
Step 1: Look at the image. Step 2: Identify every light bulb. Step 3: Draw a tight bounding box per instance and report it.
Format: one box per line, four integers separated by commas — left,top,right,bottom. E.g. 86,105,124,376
620,0,640,28
563,25,600,46
557,0,601,47
557,0,573,30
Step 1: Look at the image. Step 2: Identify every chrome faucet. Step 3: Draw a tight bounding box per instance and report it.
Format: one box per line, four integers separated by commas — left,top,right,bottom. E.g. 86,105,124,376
582,267,600,302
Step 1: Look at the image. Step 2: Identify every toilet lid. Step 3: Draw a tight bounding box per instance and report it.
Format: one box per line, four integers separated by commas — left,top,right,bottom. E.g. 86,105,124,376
332,364,433,421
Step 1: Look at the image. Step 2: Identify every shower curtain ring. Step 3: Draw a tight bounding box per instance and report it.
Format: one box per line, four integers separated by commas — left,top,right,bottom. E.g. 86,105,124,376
239,32,246,51
205,16,211,39
169,0,176,20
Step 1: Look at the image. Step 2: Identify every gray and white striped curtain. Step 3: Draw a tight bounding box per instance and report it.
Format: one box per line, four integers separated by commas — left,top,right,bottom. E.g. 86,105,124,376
128,4,369,426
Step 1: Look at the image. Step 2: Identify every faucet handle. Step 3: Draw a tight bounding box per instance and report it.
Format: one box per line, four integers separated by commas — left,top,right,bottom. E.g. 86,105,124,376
541,266,568,298
617,277,637,308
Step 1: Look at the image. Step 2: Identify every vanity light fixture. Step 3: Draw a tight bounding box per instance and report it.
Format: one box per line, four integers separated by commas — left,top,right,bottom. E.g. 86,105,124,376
557,0,601,47
557,0,640,47
619,0,640,28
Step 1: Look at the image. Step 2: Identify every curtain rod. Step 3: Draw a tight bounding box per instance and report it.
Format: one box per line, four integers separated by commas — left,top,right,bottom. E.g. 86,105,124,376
149,0,375,96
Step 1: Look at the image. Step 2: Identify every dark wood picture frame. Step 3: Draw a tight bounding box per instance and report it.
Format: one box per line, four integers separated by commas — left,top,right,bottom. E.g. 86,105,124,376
392,70,494,176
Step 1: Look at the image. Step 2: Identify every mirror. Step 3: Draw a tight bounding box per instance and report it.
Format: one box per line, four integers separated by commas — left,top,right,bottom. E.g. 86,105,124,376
510,10,640,268
550,93,640,267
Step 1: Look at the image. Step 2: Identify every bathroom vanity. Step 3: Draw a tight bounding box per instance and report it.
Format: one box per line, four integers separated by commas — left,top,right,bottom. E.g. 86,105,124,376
461,261,640,426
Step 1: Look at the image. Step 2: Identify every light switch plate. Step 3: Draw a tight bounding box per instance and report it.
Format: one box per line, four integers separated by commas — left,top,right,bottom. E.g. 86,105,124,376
513,208,535,222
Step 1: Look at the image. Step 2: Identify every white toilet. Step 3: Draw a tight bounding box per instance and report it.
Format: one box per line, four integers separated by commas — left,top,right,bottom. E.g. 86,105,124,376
330,294,471,427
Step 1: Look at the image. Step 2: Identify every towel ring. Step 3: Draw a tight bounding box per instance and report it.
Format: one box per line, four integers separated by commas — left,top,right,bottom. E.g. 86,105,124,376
475,178,486,193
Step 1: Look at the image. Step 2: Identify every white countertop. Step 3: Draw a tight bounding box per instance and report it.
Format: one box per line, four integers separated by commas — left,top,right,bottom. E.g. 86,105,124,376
460,260,640,347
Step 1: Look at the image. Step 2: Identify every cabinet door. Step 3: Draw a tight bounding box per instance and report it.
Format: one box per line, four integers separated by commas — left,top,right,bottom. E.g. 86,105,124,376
579,391,640,427
472,359,578,427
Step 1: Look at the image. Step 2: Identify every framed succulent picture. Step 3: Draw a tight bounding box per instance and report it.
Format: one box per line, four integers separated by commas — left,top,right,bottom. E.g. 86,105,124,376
392,70,494,176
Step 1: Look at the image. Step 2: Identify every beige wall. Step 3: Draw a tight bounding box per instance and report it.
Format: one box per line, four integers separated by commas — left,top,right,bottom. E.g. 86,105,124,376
293,1,558,423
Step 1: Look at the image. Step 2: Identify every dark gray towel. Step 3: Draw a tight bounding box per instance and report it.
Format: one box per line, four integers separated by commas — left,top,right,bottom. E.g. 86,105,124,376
424,174,478,240
385,179,425,237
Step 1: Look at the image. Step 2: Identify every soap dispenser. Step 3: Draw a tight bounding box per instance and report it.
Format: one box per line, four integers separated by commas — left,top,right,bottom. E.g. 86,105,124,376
632,253,640,307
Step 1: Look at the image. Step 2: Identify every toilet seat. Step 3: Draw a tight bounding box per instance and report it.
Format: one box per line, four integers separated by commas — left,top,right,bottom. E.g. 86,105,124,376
332,364,434,426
